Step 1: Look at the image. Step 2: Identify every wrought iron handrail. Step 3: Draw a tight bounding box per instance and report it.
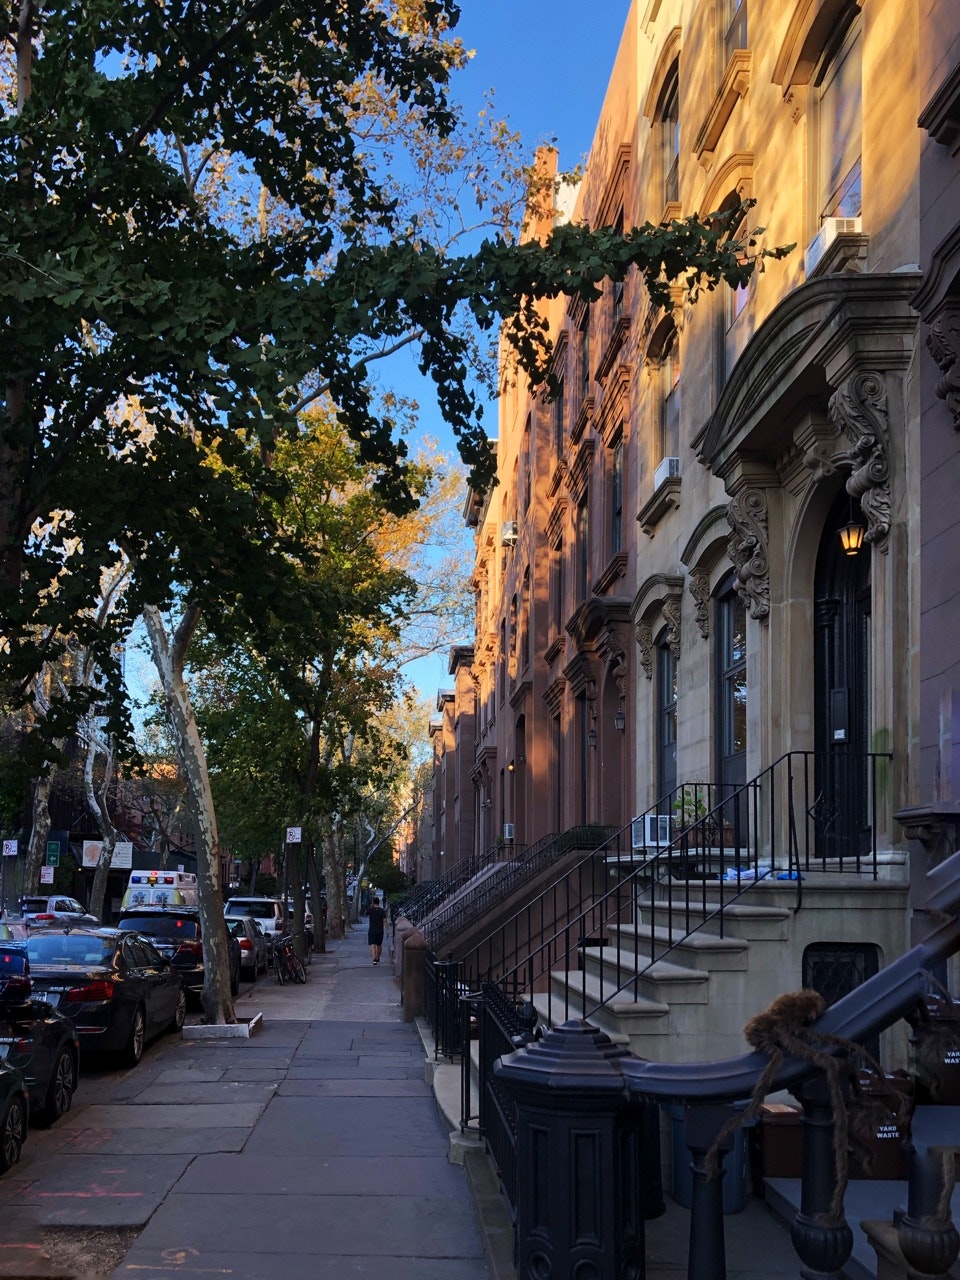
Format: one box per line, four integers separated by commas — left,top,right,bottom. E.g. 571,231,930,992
422,824,613,949
461,750,893,1185
400,834,520,927
492,750,891,1025
457,779,723,989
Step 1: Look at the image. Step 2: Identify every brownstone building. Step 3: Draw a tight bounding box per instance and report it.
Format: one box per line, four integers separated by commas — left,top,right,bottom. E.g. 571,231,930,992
417,0,960,1076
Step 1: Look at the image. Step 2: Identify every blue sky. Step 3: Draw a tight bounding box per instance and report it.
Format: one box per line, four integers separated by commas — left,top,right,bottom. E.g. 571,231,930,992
404,1,632,700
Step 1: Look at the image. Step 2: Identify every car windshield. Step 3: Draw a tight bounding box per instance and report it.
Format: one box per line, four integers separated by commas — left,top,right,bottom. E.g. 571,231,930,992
226,902,275,918
118,916,199,940
27,935,114,966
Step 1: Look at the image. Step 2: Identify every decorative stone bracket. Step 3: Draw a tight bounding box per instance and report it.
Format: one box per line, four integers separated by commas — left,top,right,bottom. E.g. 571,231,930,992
926,305,960,430
634,586,682,679
803,369,891,547
726,487,770,622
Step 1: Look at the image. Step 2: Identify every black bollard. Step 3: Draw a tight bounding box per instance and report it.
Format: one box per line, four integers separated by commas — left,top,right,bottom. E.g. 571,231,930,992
495,1019,659,1280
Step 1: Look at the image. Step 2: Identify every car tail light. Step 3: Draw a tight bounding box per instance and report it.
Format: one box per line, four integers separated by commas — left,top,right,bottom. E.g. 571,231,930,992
175,940,203,957
64,981,114,1002
31,914,57,923
238,939,252,952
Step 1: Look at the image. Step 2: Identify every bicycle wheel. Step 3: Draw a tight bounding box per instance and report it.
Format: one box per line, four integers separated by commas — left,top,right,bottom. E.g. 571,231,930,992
293,957,306,984
275,951,286,985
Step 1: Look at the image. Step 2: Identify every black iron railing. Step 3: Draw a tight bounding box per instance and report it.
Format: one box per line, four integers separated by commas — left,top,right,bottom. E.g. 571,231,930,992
452,751,892,1205
423,951,464,1060
421,824,613,950
489,751,892,1030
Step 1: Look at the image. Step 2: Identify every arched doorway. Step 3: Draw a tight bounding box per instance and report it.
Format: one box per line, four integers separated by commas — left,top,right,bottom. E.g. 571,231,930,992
813,487,872,857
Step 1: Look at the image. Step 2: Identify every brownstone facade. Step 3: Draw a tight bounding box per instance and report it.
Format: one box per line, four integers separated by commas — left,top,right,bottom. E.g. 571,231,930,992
429,0,937,887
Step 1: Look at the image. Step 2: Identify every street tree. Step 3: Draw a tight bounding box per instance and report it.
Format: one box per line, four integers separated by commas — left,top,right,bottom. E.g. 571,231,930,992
0,0,786,754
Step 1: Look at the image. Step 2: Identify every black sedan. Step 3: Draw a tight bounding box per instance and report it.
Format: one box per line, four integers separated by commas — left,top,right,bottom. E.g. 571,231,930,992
0,946,79,1124
0,1058,29,1173
23,928,185,1066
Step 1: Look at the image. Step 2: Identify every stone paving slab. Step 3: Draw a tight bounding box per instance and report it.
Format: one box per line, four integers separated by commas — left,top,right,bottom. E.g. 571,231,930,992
278,1078,430,1098
175,1153,474,1197
126,1191,487,1258
285,1059,421,1079
126,1081,278,1105
153,1068,225,1084
114,1248,490,1280
243,1095,450,1157
0,1154,192,1227
38,1126,251,1156
61,1102,267,1130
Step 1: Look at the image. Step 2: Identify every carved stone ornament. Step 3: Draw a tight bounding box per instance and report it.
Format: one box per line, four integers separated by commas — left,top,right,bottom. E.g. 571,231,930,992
662,592,682,660
690,568,711,639
926,305,960,430
611,652,629,699
636,621,654,680
726,488,770,622
827,370,891,545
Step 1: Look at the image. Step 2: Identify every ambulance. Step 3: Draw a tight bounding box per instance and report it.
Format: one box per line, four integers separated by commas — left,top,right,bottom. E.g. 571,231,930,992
121,870,199,910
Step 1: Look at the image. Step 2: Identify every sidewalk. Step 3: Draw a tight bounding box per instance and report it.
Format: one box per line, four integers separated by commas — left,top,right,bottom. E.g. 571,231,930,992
0,924,808,1280
0,924,490,1279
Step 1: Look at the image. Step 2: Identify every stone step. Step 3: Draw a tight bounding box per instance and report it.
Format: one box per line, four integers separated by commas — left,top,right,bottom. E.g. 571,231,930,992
539,970,671,1039
567,953,710,1006
591,926,750,972
636,898,790,942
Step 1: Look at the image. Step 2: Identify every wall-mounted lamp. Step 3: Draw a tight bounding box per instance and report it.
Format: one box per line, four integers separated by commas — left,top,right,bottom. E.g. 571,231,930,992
838,495,865,556
614,708,626,732
587,727,598,748
508,760,515,772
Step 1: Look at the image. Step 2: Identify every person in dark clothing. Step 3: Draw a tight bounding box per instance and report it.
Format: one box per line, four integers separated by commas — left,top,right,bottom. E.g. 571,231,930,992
367,896,387,964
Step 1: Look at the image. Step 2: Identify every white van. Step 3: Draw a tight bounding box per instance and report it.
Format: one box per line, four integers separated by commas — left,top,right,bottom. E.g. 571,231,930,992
121,870,199,910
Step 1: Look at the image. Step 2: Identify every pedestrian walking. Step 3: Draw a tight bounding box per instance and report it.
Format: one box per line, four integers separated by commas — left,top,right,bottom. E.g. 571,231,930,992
367,896,387,964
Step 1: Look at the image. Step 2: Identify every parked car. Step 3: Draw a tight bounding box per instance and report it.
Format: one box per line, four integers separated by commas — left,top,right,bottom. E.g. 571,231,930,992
24,927,184,1065
0,946,79,1125
117,908,241,1000
0,1058,29,1173
20,896,99,929
224,898,284,947
226,917,269,980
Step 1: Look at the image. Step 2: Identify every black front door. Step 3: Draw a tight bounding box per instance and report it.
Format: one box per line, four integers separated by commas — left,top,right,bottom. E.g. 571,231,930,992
814,490,872,858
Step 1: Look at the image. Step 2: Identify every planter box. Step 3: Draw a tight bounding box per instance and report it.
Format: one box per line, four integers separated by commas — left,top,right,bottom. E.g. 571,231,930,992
182,1012,264,1040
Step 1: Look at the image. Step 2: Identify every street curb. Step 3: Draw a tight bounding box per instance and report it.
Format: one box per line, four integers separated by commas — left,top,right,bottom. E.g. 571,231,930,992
182,1011,264,1039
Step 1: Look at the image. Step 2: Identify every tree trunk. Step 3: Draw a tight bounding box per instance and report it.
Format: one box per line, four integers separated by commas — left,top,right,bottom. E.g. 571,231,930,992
322,817,347,940
24,763,57,897
85,736,119,923
143,604,235,1024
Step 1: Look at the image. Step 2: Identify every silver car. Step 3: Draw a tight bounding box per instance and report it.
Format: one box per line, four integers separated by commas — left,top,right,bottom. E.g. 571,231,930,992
226,916,270,978
19,896,99,929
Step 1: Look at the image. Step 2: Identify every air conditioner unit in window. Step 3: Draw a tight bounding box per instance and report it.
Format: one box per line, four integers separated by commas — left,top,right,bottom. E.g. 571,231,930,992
804,216,862,276
502,823,515,841
631,812,671,850
653,456,680,492
501,521,518,547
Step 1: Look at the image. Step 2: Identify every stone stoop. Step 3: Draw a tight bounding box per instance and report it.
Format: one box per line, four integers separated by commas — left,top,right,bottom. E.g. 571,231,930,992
528,870,909,1065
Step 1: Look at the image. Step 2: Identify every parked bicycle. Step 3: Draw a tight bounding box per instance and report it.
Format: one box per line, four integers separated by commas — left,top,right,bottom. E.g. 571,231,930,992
273,934,306,985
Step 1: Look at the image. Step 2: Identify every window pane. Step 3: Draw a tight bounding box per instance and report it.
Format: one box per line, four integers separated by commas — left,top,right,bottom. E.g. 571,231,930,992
818,26,862,220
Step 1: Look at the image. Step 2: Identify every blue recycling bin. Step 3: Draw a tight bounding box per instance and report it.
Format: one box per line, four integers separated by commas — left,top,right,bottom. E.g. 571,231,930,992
667,1104,749,1214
